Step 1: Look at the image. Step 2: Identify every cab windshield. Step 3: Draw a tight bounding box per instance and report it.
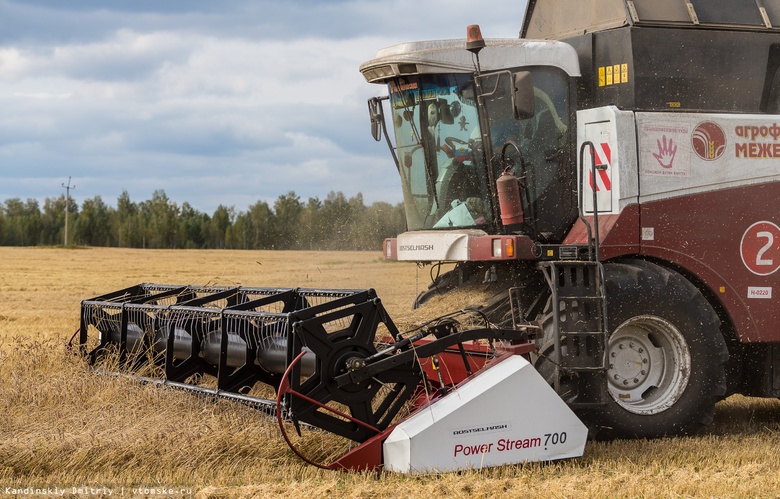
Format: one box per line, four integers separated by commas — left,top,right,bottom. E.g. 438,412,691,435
388,75,491,231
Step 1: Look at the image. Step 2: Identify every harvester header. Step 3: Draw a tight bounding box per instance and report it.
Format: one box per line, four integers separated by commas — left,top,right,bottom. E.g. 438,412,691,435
77,282,587,472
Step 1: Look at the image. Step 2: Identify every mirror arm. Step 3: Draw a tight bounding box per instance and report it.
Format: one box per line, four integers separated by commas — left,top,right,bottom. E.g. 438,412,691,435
368,96,401,174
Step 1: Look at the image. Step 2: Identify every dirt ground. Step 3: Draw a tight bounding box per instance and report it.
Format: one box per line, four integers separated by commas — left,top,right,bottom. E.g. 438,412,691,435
2,247,780,498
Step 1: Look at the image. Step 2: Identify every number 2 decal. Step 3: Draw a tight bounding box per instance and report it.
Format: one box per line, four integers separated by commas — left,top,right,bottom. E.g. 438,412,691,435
741,222,780,276
756,231,774,267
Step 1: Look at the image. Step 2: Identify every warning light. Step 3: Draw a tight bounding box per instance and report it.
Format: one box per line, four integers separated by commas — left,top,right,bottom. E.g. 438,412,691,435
466,25,485,54
505,238,515,258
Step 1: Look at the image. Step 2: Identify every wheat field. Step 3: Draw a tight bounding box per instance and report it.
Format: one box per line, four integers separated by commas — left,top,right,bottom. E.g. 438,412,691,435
2,246,780,498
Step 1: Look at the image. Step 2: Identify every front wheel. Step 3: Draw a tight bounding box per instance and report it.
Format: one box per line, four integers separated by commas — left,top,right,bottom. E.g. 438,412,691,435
607,314,691,416
535,259,728,439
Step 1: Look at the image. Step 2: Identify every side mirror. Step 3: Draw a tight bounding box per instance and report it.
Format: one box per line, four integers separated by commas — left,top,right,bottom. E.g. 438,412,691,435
368,97,383,142
438,98,454,125
511,71,535,120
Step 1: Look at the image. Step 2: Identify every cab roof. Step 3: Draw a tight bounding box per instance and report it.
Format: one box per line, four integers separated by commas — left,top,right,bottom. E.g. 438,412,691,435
360,38,580,84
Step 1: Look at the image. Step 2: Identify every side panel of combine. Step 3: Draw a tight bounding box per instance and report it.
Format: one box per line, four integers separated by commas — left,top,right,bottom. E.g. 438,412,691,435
636,113,780,342
571,108,780,341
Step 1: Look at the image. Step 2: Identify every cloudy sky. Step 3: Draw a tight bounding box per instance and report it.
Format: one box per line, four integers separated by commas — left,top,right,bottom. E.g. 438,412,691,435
0,0,527,214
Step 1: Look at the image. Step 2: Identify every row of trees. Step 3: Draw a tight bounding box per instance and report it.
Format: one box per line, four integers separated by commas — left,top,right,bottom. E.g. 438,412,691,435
0,190,407,251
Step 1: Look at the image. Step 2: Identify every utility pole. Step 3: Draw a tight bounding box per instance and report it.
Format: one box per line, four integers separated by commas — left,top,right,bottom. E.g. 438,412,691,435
62,177,75,246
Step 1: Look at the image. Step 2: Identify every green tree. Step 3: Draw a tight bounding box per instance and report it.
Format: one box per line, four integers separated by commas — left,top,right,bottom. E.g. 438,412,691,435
116,191,143,247
227,212,247,249
321,191,354,250
246,200,274,249
272,192,302,249
0,190,407,251
144,190,179,248
353,201,406,250
40,196,67,245
208,205,232,249
298,197,324,250
74,196,113,246
177,202,208,249
2,198,43,246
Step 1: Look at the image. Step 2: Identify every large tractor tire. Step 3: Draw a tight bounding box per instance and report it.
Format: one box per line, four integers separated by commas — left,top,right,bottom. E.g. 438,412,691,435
534,259,729,439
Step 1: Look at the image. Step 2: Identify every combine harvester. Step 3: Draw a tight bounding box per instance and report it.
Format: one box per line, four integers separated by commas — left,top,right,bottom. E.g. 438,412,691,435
78,0,780,472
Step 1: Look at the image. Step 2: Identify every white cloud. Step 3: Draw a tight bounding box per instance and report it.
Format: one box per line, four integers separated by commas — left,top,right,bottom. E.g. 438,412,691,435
0,47,33,80
0,0,527,213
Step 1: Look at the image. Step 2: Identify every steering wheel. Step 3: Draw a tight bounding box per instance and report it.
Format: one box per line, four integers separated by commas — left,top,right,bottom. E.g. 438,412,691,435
443,137,469,159
445,136,468,149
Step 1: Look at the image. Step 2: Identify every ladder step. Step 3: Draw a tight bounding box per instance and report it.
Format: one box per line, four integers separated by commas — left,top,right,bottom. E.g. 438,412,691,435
562,366,607,372
569,401,608,408
557,295,605,300
542,260,609,406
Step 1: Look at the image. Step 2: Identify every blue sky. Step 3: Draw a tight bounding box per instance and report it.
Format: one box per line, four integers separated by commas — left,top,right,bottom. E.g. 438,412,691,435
0,0,527,214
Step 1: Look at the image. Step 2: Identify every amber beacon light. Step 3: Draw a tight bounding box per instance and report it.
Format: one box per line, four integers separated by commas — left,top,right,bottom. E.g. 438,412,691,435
466,24,486,54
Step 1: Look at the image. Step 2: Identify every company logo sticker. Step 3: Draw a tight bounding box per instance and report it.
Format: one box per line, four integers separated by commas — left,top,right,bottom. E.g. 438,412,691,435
639,121,691,177
740,221,780,276
452,422,510,438
692,122,726,161
652,135,677,169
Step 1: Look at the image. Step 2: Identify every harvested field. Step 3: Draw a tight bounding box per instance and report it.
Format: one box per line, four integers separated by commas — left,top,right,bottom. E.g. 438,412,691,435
2,247,780,498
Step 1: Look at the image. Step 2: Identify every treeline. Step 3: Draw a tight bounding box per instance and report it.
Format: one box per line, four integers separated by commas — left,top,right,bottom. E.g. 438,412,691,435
0,189,406,251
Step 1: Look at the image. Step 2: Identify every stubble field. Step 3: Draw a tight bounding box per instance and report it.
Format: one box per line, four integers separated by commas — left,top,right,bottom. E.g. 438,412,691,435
2,246,780,498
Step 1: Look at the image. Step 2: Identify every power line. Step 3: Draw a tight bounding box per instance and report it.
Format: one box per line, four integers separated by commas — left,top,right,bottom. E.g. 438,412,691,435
62,177,75,246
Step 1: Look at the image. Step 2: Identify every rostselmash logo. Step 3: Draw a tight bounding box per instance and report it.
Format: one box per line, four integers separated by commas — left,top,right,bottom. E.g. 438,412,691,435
692,121,726,161
398,244,434,252
452,422,510,438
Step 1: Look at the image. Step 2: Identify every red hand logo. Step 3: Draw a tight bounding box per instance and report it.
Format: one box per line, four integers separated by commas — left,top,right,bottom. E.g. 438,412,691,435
652,135,677,169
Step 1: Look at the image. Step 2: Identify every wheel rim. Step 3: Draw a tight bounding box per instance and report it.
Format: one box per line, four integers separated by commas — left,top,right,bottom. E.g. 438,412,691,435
607,315,691,415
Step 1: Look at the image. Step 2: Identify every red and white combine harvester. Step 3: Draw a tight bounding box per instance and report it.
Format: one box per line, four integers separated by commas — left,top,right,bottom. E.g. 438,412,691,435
78,0,780,472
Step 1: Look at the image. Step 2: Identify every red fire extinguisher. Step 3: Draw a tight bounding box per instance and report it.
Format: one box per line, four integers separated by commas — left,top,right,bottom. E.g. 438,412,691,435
497,167,524,226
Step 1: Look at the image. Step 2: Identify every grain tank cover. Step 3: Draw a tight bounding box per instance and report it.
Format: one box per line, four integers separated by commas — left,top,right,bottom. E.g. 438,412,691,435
522,0,780,113
522,0,780,39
